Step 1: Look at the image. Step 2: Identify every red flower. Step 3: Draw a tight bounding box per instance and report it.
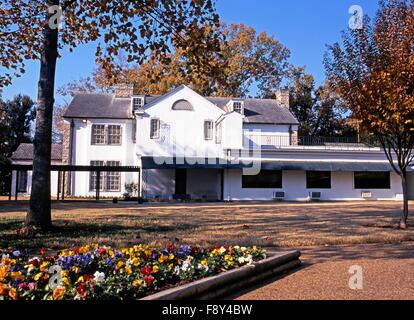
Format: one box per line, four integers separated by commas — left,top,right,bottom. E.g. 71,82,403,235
167,244,176,252
77,283,87,298
99,248,107,255
40,248,46,256
141,265,152,276
144,275,154,286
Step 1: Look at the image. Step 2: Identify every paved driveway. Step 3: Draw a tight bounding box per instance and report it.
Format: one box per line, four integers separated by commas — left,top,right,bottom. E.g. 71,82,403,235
234,242,414,300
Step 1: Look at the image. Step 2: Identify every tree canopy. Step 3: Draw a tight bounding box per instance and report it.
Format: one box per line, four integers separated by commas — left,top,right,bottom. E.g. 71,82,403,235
325,0,414,227
59,23,291,98
0,0,221,230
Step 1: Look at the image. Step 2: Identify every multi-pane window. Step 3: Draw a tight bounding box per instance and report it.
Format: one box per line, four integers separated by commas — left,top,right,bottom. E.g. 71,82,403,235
306,171,331,189
242,170,283,189
150,119,160,139
354,172,390,189
91,124,122,145
107,125,122,145
106,161,121,191
91,125,106,145
89,161,105,191
89,161,121,192
233,101,243,114
204,120,213,140
132,97,144,111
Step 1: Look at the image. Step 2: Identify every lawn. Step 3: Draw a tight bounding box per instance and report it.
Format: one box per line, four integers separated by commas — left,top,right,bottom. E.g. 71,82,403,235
0,200,413,252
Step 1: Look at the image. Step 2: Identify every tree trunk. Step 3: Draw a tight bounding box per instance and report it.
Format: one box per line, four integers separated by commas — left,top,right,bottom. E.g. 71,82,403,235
400,171,409,229
25,1,59,230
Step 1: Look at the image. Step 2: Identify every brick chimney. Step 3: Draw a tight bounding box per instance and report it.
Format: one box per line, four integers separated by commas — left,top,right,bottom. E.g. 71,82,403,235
115,83,135,98
275,88,290,109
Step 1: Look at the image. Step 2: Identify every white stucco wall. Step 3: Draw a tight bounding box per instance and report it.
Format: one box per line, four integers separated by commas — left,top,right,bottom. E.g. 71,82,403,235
135,86,226,160
223,169,403,201
11,170,59,197
69,118,138,197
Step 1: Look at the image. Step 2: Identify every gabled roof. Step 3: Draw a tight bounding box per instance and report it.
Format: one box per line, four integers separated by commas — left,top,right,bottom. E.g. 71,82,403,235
11,143,62,161
63,93,159,119
206,97,299,125
64,86,299,125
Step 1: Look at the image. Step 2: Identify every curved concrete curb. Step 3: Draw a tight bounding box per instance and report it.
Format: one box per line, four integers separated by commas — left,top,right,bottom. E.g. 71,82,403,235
141,250,301,300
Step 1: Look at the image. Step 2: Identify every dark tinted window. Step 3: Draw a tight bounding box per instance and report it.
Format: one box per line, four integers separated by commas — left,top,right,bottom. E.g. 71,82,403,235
354,172,390,189
242,170,282,189
306,171,331,189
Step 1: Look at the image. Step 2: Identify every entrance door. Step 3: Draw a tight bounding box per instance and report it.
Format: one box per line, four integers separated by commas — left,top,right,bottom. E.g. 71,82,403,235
175,169,187,196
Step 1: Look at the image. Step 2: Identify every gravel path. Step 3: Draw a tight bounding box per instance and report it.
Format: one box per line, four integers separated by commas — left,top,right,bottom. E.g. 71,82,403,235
234,242,414,300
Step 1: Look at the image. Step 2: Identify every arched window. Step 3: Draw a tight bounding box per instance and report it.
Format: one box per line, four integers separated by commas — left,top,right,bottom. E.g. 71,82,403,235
172,99,194,111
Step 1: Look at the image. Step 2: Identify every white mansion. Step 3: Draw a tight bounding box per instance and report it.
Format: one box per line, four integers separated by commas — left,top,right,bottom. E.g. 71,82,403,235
11,84,414,201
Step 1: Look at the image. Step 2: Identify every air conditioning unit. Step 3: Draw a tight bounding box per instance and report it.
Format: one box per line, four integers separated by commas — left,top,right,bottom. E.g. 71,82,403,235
310,192,321,201
272,192,285,201
361,191,372,199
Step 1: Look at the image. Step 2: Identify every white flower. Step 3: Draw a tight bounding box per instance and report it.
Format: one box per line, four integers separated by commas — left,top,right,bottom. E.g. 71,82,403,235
174,266,180,275
234,246,240,250
241,247,247,252
93,271,105,283
12,250,21,257
219,246,226,254
238,257,245,264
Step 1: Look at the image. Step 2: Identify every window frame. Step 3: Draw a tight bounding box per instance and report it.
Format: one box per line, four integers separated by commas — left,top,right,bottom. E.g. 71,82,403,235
106,161,122,192
89,161,105,192
150,118,160,140
306,171,332,189
242,170,283,189
233,101,244,114
91,124,106,145
354,171,391,189
89,160,122,192
132,97,144,112
107,125,122,146
204,120,214,141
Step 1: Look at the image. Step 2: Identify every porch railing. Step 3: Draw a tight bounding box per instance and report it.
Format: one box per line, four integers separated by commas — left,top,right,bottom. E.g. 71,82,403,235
244,134,380,149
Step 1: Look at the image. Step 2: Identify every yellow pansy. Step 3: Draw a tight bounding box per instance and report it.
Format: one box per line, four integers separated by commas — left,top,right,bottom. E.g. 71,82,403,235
10,272,25,281
132,279,142,287
61,270,69,277
76,276,84,284
169,253,175,260
34,273,43,281
72,266,80,274
125,266,132,275
115,261,124,271
152,265,160,273
132,257,140,267
201,259,208,267
167,263,174,270
62,277,70,286
39,262,49,271
225,255,233,261
158,255,166,263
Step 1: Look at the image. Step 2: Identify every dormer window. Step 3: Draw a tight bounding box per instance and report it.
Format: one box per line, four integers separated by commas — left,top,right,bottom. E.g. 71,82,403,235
232,101,244,114
132,96,145,112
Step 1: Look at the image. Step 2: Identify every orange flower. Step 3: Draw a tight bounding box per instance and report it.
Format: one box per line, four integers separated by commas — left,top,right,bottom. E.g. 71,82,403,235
0,284,8,296
52,288,66,300
8,287,18,300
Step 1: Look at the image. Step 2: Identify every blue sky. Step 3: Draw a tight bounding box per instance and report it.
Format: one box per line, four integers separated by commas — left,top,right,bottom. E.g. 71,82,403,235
2,0,379,102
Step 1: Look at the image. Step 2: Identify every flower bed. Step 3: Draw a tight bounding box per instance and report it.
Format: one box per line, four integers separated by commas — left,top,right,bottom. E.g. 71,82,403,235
0,244,266,300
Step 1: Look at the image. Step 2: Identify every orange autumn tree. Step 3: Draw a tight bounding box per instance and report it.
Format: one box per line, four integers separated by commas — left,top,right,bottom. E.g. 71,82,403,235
61,23,291,98
325,0,414,228
0,0,220,231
